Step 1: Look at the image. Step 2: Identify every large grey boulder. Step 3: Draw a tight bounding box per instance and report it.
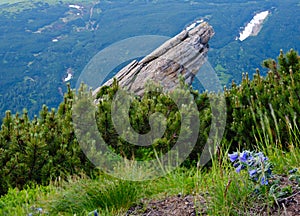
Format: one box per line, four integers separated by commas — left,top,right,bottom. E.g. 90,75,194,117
93,21,214,96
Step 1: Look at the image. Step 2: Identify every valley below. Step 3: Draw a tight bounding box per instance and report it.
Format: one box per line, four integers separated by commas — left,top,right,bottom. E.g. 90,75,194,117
0,0,299,118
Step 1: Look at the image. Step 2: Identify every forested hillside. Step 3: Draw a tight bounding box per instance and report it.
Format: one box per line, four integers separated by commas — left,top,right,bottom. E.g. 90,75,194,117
0,0,299,117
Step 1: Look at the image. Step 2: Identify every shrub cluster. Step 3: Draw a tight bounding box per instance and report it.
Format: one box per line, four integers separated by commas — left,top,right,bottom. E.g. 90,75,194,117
224,49,300,150
0,86,95,196
94,80,213,164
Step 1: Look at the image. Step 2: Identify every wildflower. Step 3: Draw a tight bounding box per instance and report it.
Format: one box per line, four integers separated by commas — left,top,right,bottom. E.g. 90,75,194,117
239,151,248,162
255,152,264,157
236,164,245,173
247,160,255,167
88,209,98,216
228,152,239,162
255,152,268,161
249,169,257,177
261,176,268,185
289,168,298,174
248,155,254,161
233,162,240,168
266,167,272,175
229,150,273,187
36,208,43,213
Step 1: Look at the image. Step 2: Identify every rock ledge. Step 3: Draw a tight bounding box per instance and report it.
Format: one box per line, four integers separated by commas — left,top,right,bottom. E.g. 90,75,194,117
94,21,214,96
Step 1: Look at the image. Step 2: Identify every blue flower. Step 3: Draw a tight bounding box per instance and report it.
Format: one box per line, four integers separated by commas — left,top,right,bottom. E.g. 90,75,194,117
236,164,245,173
289,168,298,174
36,208,43,213
248,155,254,161
249,169,257,177
247,160,255,167
255,152,264,157
247,157,255,166
239,151,248,162
266,167,272,175
233,162,240,168
261,177,268,185
255,152,268,161
94,210,99,216
253,188,260,194
228,152,239,162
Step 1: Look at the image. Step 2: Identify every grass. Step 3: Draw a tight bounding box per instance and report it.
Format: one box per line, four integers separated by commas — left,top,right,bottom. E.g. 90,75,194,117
1,145,298,215
0,185,55,215
251,104,300,174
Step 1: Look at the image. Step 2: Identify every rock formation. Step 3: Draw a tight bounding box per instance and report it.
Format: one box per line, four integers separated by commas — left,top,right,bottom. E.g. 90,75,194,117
93,21,214,96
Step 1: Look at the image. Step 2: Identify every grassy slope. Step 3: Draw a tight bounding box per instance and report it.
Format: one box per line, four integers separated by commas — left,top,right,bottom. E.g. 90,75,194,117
0,144,298,215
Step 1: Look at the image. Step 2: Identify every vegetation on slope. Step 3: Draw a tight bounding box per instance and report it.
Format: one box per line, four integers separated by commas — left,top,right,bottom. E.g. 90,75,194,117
0,49,299,215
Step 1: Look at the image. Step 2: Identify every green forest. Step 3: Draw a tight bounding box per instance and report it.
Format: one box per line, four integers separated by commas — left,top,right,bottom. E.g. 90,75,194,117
0,49,299,215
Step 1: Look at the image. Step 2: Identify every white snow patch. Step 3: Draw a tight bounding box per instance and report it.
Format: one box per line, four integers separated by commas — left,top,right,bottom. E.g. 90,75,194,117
238,11,270,41
64,73,73,82
64,68,74,82
69,4,82,10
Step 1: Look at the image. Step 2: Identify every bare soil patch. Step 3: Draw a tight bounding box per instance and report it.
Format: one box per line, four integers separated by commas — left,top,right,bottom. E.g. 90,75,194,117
126,176,299,216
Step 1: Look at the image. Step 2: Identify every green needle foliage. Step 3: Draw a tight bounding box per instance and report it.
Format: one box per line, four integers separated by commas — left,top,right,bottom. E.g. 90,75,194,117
224,49,300,151
0,84,95,196
94,80,211,163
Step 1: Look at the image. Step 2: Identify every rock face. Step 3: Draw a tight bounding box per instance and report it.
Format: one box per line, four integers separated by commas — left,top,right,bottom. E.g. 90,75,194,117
94,21,214,96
